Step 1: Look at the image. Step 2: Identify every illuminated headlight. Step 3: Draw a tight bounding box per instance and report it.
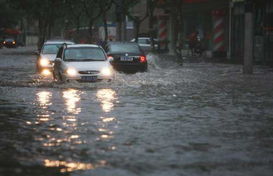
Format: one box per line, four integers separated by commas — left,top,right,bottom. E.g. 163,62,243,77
100,67,112,76
40,58,50,67
41,69,51,76
66,68,77,77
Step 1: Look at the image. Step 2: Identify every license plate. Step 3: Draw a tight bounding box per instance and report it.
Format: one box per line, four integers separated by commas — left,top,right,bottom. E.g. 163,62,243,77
120,56,133,61
81,76,97,81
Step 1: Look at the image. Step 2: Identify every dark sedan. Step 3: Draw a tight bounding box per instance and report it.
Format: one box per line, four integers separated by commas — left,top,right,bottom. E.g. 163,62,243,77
2,38,17,48
105,42,147,72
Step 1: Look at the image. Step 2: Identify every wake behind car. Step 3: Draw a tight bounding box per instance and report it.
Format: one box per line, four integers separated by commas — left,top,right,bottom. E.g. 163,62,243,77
105,42,147,72
53,44,114,82
36,40,74,74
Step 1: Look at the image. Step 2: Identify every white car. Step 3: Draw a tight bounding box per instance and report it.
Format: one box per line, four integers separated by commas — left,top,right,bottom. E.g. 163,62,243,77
53,44,114,82
36,40,74,75
131,37,158,52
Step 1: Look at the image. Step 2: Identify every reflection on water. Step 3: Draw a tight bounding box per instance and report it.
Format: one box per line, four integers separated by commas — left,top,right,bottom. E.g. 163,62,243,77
44,159,107,173
63,89,81,114
96,89,117,112
37,91,52,108
36,91,53,123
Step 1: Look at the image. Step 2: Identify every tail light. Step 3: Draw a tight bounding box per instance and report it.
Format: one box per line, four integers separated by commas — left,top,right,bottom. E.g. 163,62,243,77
139,56,147,63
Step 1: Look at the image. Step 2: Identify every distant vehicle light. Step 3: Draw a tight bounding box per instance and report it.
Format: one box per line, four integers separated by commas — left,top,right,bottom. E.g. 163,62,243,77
41,69,51,76
12,41,16,44
100,67,112,76
40,58,50,66
140,56,147,63
66,68,77,77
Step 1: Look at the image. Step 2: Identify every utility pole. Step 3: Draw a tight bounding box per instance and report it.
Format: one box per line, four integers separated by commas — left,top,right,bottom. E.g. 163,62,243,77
243,0,254,74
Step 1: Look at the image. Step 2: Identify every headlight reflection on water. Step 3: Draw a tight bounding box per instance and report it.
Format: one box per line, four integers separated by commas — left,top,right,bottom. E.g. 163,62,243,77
44,159,107,173
96,89,117,113
62,89,81,114
37,91,52,108
36,91,53,123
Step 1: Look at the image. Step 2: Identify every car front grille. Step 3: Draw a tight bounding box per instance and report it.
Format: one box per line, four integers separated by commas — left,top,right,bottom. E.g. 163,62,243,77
78,70,100,74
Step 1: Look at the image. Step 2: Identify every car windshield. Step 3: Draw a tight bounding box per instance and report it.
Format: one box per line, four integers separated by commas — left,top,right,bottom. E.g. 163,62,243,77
64,47,106,61
109,43,141,53
5,39,15,42
41,44,63,54
138,38,149,44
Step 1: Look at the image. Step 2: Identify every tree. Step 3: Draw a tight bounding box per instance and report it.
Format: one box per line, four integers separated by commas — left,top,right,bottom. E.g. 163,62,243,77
113,0,138,41
8,0,66,49
0,0,22,31
97,0,113,42
64,0,85,43
81,0,103,43
128,0,149,43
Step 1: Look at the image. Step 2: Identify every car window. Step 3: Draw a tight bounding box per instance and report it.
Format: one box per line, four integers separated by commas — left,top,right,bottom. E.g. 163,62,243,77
41,44,63,54
64,47,106,61
138,38,148,44
5,39,15,42
109,43,141,54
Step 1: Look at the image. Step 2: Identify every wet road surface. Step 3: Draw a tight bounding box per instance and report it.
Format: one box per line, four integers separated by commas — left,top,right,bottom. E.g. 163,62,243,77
0,47,273,176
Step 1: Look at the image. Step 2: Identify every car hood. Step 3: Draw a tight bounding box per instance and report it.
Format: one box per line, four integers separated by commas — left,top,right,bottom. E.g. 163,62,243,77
64,61,111,71
40,54,56,61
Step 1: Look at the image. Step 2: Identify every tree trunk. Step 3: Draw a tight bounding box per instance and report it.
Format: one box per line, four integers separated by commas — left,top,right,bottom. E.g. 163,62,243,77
88,21,94,43
149,9,155,50
134,20,140,43
76,16,80,43
38,17,47,51
103,12,108,42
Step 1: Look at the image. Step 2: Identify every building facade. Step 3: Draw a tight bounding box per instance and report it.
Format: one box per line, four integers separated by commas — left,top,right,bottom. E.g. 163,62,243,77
134,0,273,65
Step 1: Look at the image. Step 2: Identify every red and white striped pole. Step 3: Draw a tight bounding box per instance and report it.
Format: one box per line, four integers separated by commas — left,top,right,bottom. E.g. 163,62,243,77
212,10,225,53
158,15,168,51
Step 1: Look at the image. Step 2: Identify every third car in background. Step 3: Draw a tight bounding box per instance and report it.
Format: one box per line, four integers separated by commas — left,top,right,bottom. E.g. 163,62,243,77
131,37,158,52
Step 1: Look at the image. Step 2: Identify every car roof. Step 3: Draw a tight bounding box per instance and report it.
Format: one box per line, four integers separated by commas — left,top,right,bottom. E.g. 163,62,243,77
44,40,75,44
107,41,138,45
135,37,158,40
66,44,101,48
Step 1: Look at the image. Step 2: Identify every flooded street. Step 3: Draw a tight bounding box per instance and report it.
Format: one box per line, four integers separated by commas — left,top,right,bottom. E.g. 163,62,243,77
1,47,273,176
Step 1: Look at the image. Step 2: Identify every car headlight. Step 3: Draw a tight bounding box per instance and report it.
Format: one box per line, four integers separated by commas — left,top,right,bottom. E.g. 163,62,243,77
100,67,112,76
40,58,50,67
66,68,77,77
41,69,51,76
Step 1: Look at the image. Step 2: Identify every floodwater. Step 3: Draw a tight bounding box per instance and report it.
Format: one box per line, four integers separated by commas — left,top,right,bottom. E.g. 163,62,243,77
0,47,273,176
